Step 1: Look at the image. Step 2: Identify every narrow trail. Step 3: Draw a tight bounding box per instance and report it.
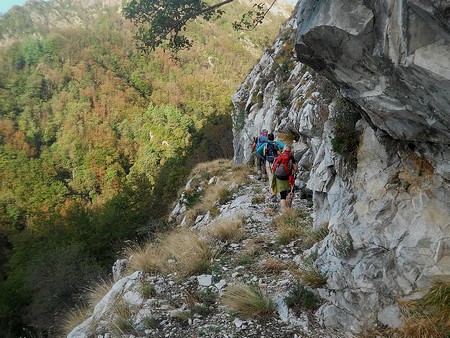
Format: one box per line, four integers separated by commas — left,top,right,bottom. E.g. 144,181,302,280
159,171,336,337
69,164,340,338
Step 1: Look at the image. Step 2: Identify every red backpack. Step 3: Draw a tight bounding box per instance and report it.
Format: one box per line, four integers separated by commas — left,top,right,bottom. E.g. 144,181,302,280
273,151,292,180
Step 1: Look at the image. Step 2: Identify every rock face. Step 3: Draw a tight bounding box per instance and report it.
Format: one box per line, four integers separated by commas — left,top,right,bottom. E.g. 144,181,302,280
294,0,450,144
232,2,450,334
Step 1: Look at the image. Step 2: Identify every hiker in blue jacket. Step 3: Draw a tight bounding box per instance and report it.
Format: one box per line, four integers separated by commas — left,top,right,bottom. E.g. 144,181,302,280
252,129,269,180
256,133,285,198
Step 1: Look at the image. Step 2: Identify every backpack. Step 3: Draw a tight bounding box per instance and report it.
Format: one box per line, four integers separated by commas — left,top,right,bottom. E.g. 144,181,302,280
256,135,268,149
273,152,293,180
264,142,279,163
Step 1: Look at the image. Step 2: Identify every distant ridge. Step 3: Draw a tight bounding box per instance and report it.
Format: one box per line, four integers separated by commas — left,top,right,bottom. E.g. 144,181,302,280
0,0,293,48
0,0,124,47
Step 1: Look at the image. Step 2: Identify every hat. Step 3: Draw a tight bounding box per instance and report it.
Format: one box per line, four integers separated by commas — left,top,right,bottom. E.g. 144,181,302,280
260,129,268,136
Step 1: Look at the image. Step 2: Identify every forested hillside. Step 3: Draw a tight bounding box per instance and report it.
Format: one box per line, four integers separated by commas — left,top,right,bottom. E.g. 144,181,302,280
0,1,290,336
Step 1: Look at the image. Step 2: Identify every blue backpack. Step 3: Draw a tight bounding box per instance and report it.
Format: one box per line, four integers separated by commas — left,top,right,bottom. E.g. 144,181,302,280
265,142,279,163
256,135,268,149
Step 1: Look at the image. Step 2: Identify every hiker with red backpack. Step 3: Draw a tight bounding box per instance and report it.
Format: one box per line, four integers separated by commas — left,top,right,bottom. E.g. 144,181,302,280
252,129,269,180
271,144,298,209
256,133,285,198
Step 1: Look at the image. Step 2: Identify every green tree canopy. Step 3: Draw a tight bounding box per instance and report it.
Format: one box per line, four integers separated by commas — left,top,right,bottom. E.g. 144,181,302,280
123,0,276,53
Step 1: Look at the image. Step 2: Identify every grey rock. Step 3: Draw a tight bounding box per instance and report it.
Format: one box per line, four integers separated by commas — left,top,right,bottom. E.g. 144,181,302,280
112,258,128,282
197,274,213,287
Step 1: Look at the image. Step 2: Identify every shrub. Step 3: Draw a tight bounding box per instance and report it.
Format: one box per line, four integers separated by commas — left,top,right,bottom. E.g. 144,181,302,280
331,97,362,170
140,283,156,299
284,284,320,315
184,188,203,208
335,233,353,258
251,194,265,205
222,283,275,319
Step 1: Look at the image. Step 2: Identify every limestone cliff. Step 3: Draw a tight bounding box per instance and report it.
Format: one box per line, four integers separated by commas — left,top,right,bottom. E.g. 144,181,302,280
232,0,450,334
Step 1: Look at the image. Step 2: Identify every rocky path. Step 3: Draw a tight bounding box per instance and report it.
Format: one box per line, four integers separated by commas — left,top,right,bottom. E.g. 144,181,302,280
69,168,339,338
138,175,335,338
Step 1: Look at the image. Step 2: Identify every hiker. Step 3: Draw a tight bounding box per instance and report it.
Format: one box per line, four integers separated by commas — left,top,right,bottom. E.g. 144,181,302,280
256,133,284,198
271,144,298,209
252,129,269,180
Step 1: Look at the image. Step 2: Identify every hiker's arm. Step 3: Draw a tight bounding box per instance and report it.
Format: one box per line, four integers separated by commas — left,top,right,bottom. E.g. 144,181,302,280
293,161,299,172
256,143,266,158
276,141,285,149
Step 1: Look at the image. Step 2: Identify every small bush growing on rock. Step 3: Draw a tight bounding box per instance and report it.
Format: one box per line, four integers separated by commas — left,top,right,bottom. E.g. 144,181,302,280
331,97,362,170
251,194,265,204
140,283,156,299
222,283,275,319
334,233,354,258
184,188,203,208
141,316,159,329
284,284,320,315
278,84,294,108
196,288,217,305
294,259,327,288
308,224,329,243
217,186,233,205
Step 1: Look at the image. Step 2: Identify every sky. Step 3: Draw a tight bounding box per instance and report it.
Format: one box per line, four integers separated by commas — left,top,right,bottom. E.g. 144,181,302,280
0,0,29,14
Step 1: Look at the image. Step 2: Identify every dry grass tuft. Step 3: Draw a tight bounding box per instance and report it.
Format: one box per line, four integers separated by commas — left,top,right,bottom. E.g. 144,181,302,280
182,160,251,225
84,278,116,308
273,208,313,245
206,217,245,242
293,260,327,288
185,182,230,224
398,279,450,338
193,159,235,178
111,300,136,335
128,228,214,280
159,229,213,278
273,209,329,248
277,132,297,144
259,257,288,274
222,283,275,319
126,243,162,275
230,164,252,185
60,305,91,336
60,278,116,334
